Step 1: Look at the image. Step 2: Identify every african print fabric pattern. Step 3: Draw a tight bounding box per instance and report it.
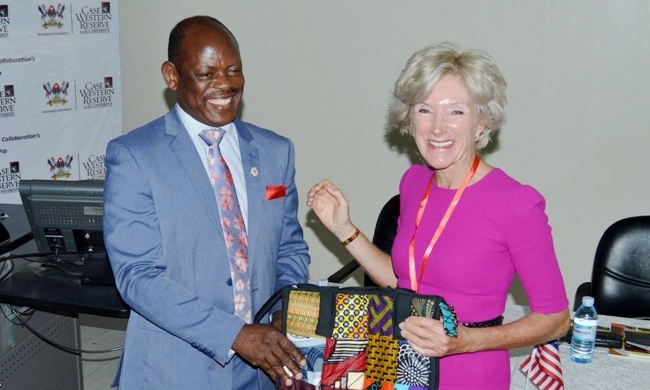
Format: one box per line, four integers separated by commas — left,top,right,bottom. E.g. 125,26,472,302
368,295,394,336
410,297,435,318
286,290,322,338
275,286,449,389
322,338,368,389
333,293,369,340
438,301,458,338
362,379,396,390
290,334,326,386
365,334,398,382
396,340,430,389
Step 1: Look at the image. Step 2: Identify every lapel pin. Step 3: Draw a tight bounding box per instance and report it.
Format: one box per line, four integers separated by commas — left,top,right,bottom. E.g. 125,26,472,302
250,167,258,177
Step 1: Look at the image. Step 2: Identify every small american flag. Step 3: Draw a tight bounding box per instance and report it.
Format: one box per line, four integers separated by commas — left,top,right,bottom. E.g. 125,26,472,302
519,340,564,390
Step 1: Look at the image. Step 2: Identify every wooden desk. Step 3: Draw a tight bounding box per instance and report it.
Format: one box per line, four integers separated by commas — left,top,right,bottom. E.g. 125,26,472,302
506,305,650,389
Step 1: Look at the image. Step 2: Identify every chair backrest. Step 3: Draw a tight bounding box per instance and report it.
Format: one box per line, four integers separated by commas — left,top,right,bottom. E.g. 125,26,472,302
364,194,400,286
591,216,650,318
371,194,400,255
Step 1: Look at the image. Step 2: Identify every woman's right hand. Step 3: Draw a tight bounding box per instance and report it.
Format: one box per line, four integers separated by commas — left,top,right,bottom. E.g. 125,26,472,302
307,180,357,240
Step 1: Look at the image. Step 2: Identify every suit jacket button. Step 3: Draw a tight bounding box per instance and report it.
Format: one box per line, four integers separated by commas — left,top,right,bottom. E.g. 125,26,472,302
226,277,232,286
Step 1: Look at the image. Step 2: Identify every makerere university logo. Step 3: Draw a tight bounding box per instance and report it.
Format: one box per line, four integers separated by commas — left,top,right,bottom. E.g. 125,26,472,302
38,3,65,29
76,2,112,34
0,161,20,194
43,81,70,106
48,155,73,179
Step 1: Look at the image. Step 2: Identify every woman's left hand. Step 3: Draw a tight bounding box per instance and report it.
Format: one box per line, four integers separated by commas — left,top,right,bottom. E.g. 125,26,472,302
400,309,570,357
399,316,465,357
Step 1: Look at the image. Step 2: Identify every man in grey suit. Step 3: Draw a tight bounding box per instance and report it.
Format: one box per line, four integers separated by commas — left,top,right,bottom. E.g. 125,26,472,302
103,16,310,389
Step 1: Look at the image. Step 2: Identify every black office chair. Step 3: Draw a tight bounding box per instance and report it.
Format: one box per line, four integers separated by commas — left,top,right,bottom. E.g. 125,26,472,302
574,216,650,319
327,195,400,286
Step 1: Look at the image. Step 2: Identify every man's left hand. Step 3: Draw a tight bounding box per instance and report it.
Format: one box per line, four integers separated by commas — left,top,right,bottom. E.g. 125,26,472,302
271,310,283,331
231,323,306,386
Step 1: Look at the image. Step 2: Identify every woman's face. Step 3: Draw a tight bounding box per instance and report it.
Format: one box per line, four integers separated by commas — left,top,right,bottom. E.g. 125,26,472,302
412,74,485,175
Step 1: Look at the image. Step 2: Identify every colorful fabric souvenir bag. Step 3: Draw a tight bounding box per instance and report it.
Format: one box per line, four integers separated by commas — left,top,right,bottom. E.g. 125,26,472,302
254,284,458,390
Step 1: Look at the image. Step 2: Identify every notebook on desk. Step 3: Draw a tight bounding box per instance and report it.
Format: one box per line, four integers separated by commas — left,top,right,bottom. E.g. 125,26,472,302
608,323,650,360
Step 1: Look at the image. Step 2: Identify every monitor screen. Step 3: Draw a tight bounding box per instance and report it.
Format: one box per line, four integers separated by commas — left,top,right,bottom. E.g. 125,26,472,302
18,179,113,285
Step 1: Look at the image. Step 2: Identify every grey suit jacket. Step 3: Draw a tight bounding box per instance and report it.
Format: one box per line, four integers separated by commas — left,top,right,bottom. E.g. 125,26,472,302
103,109,310,389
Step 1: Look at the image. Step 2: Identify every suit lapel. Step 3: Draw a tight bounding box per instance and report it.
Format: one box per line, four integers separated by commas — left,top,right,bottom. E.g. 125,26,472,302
165,110,222,233
234,120,262,264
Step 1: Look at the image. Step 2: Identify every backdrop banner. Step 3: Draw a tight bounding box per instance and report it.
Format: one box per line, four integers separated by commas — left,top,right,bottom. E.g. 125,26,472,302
0,1,121,204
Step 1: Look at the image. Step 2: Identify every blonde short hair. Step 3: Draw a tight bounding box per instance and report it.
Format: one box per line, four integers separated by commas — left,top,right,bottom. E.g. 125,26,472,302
388,43,507,149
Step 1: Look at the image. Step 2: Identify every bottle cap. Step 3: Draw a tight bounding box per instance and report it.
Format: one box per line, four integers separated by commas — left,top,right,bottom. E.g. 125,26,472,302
582,296,595,306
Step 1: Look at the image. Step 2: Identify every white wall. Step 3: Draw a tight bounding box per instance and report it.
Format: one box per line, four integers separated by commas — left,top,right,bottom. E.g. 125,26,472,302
119,1,650,308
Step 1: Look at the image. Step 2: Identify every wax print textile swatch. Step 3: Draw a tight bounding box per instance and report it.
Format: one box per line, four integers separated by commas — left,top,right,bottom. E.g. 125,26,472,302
333,293,369,340
288,334,326,386
286,290,321,338
365,334,398,383
409,297,435,318
321,338,367,389
362,379,396,390
410,297,457,338
367,295,394,336
396,340,430,389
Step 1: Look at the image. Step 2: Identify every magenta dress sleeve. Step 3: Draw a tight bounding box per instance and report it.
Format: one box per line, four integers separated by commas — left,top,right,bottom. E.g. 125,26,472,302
505,185,569,314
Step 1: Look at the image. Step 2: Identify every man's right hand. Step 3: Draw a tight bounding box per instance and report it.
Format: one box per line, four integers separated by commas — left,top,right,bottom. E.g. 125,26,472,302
231,323,306,386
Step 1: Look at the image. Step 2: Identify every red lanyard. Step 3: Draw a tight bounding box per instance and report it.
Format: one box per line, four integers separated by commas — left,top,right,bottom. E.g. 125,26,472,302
408,155,479,292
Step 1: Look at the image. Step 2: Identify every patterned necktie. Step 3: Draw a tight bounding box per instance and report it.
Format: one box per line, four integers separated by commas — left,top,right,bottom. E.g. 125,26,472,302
199,128,252,323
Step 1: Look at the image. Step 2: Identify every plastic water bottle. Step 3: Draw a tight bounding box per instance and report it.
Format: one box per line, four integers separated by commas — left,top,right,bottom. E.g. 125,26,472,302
570,296,598,363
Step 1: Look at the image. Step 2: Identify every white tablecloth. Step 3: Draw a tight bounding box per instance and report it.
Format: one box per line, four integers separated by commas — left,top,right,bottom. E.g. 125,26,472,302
506,305,650,389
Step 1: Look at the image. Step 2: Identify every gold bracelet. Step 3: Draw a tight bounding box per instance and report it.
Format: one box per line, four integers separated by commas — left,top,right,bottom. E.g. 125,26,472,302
341,228,361,246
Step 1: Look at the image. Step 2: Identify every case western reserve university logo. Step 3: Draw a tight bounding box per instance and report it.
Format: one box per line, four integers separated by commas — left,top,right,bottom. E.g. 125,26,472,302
76,2,112,34
38,4,65,29
83,154,105,179
0,161,20,194
48,155,73,179
43,81,69,106
1,85,15,117
0,5,9,38
81,77,114,109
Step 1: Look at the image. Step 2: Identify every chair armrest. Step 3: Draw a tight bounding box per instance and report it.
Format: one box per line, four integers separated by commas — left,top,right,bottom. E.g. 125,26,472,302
327,259,360,284
0,231,34,256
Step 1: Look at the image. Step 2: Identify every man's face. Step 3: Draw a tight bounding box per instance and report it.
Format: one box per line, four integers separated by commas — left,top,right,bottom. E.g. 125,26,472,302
163,24,244,127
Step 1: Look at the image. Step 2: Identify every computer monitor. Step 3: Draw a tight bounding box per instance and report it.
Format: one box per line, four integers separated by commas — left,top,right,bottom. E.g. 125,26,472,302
18,179,114,285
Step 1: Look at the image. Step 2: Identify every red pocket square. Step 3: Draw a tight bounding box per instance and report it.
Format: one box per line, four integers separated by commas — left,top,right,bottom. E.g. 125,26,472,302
266,185,286,200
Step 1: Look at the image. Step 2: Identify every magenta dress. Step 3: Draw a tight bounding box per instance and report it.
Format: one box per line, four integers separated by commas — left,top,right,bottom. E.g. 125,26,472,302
392,165,568,390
